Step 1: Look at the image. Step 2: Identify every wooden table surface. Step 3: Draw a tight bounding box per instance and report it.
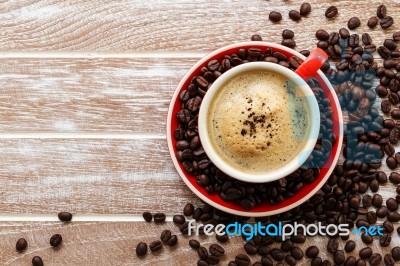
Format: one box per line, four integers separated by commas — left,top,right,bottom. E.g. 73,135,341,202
1,0,400,265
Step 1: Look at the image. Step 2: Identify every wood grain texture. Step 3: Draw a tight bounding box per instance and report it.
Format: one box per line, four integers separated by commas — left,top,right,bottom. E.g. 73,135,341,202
0,138,200,214
0,57,198,133
0,0,398,52
0,221,399,266
0,137,398,216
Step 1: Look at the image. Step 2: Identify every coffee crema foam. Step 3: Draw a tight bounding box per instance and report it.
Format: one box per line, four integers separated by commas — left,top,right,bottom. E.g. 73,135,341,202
208,70,311,174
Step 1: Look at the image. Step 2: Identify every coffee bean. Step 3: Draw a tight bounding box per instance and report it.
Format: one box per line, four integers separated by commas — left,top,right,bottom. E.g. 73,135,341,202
271,248,284,261
142,211,152,222
152,213,166,223
390,172,400,184
376,85,388,97
344,240,356,252
392,109,400,119
149,240,162,253
32,256,44,266
188,240,200,250
317,41,328,50
311,257,322,266
198,247,208,260
282,29,294,39
300,3,312,16
387,198,398,211
360,247,373,259
380,234,391,247
16,238,27,252
258,246,270,256
362,33,372,45
50,234,62,247
370,253,382,266
58,212,72,222
339,28,350,39
281,39,296,48
344,256,356,266
235,254,250,266
381,16,394,29
396,153,400,164
299,50,310,57
177,109,191,124
393,31,400,42
207,255,219,265
383,221,394,234
289,10,301,21
384,39,398,51
377,4,387,18
368,16,379,28
160,229,172,243
327,238,339,254
334,250,345,265
209,244,225,257
377,206,389,218
361,233,373,244
325,6,338,18
388,211,400,222
172,215,186,225
136,242,148,256
392,247,400,261
251,34,262,41
316,29,329,41
381,99,391,114
370,180,380,193
285,255,296,266
183,203,194,216
291,246,304,260
197,260,208,266
378,46,391,59
389,93,400,105
306,246,319,258
385,254,395,266
241,242,257,255
269,11,282,22
387,156,397,169
348,17,361,30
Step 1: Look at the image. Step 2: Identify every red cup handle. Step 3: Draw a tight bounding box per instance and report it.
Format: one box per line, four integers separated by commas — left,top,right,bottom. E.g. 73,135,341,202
295,48,328,81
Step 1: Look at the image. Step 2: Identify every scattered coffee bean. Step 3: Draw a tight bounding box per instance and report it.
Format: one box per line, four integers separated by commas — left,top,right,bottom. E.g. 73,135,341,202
380,233,391,247
306,246,319,258
368,16,379,28
383,220,394,233
142,211,152,222
334,250,345,265
149,240,162,253
345,240,356,252
325,6,338,18
197,259,208,266
282,29,294,39
251,34,262,41
235,254,250,266
381,16,394,29
362,33,372,45
198,247,208,260
49,234,62,247
387,156,397,169
58,212,72,222
167,235,178,246
291,246,304,260
207,255,219,265
271,248,284,261
388,211,400,222
281,39,296,48
370,253,382,266
160,230,172,243
209,244,225,257
385,254,396,266
173,215,186,225
16,238,28,252
183,203,194,216
136,242,148,256
361,233,373,244
269,11,282,22
316,29,329,41
392,247,400,261
300,3,312,16
189,240,201,249
377,4,387,18
311,257,322,266
384,39,398,50
390,172,400,184
360,247,373,259
339,28,350,39
289,10,301,21
348,17,361,30
243,242,257,255
153,213,166,223
327,238,339,254
32,256,44,266
393,32,400,42
387,198,398,211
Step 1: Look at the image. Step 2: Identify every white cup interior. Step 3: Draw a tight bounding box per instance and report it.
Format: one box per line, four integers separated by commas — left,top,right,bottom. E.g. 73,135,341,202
198,62,320,183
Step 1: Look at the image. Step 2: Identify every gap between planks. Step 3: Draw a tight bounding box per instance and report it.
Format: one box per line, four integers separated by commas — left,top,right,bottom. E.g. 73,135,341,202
0,132,165,139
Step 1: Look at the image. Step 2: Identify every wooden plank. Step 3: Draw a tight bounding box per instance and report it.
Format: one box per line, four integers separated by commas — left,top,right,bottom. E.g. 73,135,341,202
0,0,398,52
0,137,397,215
0,138,201,214
0,221,398,266
0,57,197,133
